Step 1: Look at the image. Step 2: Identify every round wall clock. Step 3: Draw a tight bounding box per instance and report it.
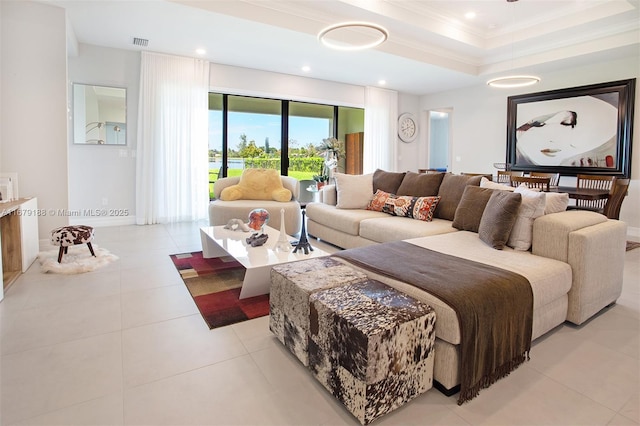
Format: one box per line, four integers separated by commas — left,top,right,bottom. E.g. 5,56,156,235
398,112,418,143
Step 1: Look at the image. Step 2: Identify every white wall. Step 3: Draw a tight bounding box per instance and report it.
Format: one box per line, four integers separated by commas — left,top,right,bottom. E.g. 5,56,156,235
397,93,421,172
1,1,68,240
68,44,140,226
416,55,640,236
210,63,365,107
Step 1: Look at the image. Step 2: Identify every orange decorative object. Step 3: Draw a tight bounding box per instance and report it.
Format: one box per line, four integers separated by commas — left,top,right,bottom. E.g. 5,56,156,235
248,208,270,232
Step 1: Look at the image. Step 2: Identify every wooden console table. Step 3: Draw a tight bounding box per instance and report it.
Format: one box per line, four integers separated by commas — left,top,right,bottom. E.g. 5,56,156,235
1,197,39,298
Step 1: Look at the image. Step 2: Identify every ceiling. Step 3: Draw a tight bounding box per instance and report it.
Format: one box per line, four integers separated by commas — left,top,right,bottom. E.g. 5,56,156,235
51,0,640,95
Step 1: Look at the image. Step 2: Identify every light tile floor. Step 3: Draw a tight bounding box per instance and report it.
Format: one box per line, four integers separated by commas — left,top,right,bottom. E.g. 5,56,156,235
1,221,638,425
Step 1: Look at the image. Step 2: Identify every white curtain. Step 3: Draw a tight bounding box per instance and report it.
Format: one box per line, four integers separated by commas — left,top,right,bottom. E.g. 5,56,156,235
136,52,210,224
363,86,398,173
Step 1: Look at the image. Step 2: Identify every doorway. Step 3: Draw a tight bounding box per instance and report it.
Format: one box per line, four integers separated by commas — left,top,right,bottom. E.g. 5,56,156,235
428,109,451,172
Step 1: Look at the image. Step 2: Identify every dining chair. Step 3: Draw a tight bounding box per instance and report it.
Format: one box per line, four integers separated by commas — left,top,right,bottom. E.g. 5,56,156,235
496,170,524,184
602,178,630,220
529,172,560,187
575,174,616,211
510,176,551,191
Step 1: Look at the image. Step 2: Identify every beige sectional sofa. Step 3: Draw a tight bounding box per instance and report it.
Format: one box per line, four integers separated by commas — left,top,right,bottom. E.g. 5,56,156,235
305,170,627,393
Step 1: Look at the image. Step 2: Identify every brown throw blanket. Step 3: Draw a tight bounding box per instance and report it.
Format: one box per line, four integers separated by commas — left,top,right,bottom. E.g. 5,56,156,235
333,241,533,405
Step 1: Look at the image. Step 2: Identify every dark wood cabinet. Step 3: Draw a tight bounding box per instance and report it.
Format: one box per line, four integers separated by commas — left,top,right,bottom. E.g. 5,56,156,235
345,132,364,175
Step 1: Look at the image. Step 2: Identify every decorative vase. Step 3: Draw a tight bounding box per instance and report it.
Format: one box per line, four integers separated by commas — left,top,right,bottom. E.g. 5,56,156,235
248,208,269,233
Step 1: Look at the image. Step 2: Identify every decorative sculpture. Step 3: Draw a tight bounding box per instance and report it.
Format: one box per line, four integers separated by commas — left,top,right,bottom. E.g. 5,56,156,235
292,211,313,255
223,218,251,232
248,208,270,233
275,208,291,252
246,232,269,247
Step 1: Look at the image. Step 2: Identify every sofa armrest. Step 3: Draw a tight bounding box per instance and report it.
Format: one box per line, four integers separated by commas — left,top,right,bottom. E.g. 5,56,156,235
213,176,240,199
319,184,337,206
532,210,627,324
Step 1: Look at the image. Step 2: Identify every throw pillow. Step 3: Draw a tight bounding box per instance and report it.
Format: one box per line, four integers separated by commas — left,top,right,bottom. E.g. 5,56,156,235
366,190,440,221
334,172,374,209
545,192,569,214
366,189,391,212
396,171,444,197
478,191,522,250
508,186,547,251
452,186,495,232
373,169,406,194
435,174,482,221
480,177,515,191
220,168,292,202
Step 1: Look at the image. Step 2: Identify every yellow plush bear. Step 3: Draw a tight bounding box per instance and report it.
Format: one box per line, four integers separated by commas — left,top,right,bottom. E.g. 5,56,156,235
220,168,292,202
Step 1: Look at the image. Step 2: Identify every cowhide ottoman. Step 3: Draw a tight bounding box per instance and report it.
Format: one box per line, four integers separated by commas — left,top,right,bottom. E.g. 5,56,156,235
308,280,436,425
50,225,95,263
269,257,369,366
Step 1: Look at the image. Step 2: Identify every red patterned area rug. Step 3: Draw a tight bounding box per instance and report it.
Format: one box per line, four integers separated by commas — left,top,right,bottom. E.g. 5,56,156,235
169,252,270,329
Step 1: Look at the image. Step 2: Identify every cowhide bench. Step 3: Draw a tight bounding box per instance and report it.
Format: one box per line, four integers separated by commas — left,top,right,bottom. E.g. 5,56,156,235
270,259,436,425
50,225,95,263
269,257,369,365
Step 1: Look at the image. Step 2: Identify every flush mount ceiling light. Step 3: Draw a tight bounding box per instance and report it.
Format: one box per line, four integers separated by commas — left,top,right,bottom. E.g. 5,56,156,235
318,22,388,51
487,75,541,88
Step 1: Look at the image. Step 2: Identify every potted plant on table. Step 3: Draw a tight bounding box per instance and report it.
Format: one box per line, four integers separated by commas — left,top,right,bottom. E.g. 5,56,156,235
313,174,329,190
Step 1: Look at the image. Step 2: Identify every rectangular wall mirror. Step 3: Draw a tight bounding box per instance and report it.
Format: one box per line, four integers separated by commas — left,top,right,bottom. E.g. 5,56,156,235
73,83,127,145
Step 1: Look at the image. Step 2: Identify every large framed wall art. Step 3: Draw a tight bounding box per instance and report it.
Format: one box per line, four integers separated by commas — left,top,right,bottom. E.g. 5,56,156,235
506,79,635,178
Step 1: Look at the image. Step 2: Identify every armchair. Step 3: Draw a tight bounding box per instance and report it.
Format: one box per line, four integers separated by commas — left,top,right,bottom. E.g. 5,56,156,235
208,174,302,235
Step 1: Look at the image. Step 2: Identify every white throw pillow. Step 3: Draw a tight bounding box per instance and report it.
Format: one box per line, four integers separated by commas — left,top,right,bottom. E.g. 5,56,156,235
480,177,515,191
508,186,547,251
545,192,569,214
334,173,374,209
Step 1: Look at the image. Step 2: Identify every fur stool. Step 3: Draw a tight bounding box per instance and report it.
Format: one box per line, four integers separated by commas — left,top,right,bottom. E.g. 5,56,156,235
269,257,369,366
51,225,95,263
309,280,436,424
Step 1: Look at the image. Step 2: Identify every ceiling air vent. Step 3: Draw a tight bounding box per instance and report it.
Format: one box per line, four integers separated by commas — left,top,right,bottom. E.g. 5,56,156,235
133,37,149,47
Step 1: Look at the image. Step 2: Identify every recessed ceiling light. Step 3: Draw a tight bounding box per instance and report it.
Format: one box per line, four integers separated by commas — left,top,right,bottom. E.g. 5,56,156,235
318,22,388,51
487,75,541,88
464,11,476,19
301,65,311,72
378,79,387,86
195,48,206,55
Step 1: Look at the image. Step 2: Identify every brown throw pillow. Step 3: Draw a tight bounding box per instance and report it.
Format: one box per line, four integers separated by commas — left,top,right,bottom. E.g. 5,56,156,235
452,186,495,232
434,174,482,221
396,171,444,197
373,169,406,194
478,191,522,250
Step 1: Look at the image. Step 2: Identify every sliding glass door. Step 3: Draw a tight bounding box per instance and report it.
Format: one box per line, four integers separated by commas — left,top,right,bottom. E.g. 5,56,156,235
208,93,364,199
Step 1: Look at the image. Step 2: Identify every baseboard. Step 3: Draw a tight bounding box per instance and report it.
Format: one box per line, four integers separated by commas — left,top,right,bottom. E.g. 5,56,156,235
69,216,136,228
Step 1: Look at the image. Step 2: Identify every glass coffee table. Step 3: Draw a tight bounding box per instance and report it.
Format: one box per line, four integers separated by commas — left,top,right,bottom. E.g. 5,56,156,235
200,225,329,299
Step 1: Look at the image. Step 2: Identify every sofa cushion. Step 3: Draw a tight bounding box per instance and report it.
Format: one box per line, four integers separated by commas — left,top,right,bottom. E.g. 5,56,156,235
383,232,572,345
434,174,482,220
334,172,374,209
480,176,515,191
220,168,292,202
508,186,547,251
305,202,387,236
545,192,569,214
478,191,522,250
373,169,406,194
396,171,444,197
359,217,457,243
452,186,495,233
